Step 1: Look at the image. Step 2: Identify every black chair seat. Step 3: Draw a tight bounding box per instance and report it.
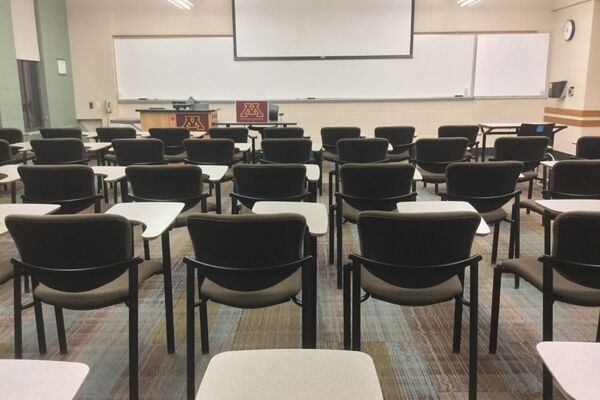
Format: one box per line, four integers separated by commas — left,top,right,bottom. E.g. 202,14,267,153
387,151,410,162
520,199,559,217
362,268,463,306
104,153,118,163
418,169,446,183
12,152,34,162
341,202,397,223
0,260,13,284
34,260,162,310
233,152,244,162
165,153,186,164
499,257,600,307
518,170,538,182
322,150,337,161
200,269,301,308
480,208,507,225
174,202,217,227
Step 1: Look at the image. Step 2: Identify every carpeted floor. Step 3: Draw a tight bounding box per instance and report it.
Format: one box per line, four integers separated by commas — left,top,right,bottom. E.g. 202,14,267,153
0,165,597,399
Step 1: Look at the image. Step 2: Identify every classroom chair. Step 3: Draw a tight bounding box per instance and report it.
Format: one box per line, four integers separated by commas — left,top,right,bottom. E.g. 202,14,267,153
231,164,308,213
97,127,137,164
125,165,213,227
413,137,469,194
344,210,481,400
40,128,83,140
184,138,236,194
7,213,161,400
262,127,305,139
374,126,415,162
491,136,549,201
208,127,249,163
575,136,600,160
18,165,103,214
112,138,166,166
332,163,416,288
489,211,600,399
521,160,600,219
320,127,361,194
148,128,190,163
184,213,312,400
438,125,480,161
0,128,33,162
0,139,14,166
31,138,87,165
261,138,313,164
443,161,522,264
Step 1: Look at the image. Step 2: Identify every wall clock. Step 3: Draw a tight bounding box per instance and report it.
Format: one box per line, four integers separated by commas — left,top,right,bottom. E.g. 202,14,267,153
563,19,575,41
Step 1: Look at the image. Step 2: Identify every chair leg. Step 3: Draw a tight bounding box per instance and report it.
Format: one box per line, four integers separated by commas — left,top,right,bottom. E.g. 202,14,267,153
336,201,343,290
434,183,439,194
351,265,361,351
328,205,334,265
33,298,47,354
489,268,502,354
14,268,23,359
328,170,334,208
55,306,68,354
596,312,600,342
528,179,534,200
143,239,150,260
491,222,500,264
162,248,175,353
343,263,352,350
128,266,139,400
468,263,479,400
199,301,209,355
542,264,554,400
186,265,196,400
452,296,463,354
23,273,30,293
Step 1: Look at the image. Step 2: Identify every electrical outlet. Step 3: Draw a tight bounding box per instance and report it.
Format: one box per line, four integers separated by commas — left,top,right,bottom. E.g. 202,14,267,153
568,87,575,97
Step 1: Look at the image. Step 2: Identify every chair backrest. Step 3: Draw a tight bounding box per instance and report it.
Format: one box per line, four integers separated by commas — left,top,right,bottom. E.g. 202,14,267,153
374,126,415,152
0,139,12,164
517,123,556,144
320,127,361,153
445,161,523,212
337,138,388,163
112,138,165,166
0,128,23,144
209,127,248,143
356,211,480,288
18,165,97,214
263,127,304,139
148,128,190,155
233,164,307,209
261,139,312,164
31,139,86,165
184,138,235,165
6,214,134,292
269,104,280,122
126,165,204,210
414,137,468,173
438,125,479,146
40,128,82,140
493,136,549,172
576,136,600,160
96,127,137,142
186,213,306,291
548,160,600,198
340,163,415,211
550,211,600,290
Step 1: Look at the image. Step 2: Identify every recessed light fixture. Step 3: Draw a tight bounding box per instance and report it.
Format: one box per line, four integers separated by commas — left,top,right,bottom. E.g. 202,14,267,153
168,0,194,10
457,0,483,7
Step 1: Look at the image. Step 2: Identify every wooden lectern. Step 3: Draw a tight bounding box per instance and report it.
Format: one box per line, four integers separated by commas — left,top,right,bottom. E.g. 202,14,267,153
136,108,219,131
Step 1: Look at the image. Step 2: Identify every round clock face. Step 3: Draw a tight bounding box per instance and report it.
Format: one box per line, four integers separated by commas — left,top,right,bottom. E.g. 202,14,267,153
563,20,575,41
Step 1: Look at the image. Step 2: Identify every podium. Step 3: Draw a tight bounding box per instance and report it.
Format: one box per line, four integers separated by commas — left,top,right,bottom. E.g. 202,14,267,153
136,108,219,131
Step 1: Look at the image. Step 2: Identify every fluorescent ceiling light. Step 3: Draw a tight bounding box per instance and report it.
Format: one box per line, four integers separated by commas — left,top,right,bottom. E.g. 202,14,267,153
457,0,483,7
168,0,193,10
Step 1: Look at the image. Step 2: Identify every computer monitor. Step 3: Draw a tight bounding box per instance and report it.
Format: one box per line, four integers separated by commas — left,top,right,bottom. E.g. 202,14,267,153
548,81,567,98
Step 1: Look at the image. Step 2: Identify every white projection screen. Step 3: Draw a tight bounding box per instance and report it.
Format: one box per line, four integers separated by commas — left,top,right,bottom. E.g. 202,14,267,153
232,0,415,60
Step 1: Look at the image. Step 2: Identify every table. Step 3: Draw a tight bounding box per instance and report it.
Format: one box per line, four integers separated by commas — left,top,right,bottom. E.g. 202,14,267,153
195,349,383,400
535,199,600,253
138,131,206,139
106,201,184,353
478,123,568,162
0,203,60,235
396,201,490,236
537,342,600,400
0,359,89,400
0,164,22,203
304,164,320,201
110,118,142,130
252,201,328,348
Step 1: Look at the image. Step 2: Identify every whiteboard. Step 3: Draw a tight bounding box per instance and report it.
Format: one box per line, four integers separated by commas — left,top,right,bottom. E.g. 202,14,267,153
233,0,414,59
474,33,550,97
113,34,476,101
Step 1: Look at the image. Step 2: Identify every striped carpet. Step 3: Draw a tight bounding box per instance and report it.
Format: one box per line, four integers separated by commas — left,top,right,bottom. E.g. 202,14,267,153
0,168,597,399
